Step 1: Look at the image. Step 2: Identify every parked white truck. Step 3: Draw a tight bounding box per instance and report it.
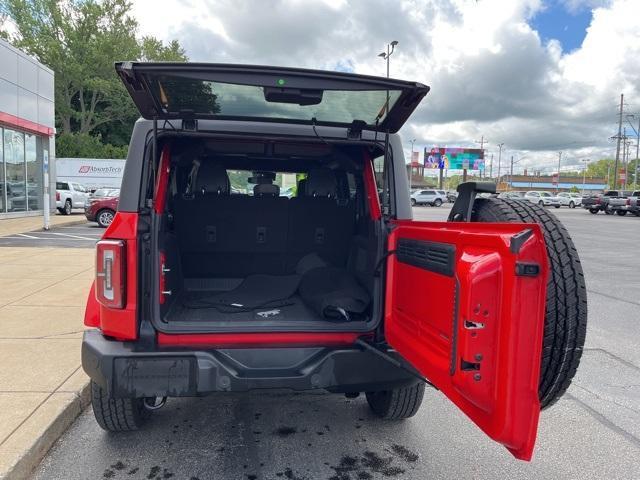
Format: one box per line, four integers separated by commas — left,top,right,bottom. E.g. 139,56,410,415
55,181,90,215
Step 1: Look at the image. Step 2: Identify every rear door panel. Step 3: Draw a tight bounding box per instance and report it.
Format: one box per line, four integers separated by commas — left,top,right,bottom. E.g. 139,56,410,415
385,221,548,460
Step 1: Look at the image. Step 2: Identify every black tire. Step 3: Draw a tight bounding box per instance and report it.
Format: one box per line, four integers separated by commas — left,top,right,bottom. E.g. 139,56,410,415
91,381,150,431
96,209,115,227
410,198,417,206
604,207,613,215
470,198,587,409
589,208,599,214
366,382,425,419
538,200,544,207
616,210,627,216
62,199,72,215
569,201,575,209
434,198,443,207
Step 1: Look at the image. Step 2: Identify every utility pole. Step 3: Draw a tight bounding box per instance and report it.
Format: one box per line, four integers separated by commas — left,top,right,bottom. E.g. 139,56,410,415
556,151,562,192
613,93,624,189
509,155,514,190
409,138,416,191
626,115,640,189
496,143,504,186
581,159,590,196
624,134,630,190
489,153,494,178
475,135,487,180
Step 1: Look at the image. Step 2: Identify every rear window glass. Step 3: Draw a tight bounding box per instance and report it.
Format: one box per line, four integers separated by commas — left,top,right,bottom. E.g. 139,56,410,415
56,182,69,190
150,75,402,125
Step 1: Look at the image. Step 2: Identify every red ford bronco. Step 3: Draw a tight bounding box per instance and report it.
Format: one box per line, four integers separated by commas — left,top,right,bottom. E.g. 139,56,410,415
82,63,587,461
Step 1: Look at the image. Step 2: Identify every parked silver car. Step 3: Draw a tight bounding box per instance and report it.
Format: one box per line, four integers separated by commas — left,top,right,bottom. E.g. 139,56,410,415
524,191,561,208
410,189,447,206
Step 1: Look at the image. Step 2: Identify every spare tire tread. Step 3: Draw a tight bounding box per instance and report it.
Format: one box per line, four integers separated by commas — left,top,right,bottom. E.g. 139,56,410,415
471,198,587,409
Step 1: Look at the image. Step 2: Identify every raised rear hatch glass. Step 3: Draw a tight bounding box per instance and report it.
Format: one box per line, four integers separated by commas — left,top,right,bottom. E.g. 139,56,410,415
115,62,429,133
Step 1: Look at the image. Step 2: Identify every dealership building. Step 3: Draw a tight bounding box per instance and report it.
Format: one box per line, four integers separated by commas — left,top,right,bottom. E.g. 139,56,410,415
0,38,56,219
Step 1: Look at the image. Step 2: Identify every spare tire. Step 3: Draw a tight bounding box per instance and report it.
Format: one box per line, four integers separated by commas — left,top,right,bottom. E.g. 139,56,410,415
469,197,587,409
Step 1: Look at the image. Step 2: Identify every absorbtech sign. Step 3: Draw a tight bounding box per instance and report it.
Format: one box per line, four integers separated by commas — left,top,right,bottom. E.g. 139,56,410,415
56,158,125,189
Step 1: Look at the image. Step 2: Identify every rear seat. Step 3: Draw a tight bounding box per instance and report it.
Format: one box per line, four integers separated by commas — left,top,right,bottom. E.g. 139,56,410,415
287,168,355,270
174,162,354,278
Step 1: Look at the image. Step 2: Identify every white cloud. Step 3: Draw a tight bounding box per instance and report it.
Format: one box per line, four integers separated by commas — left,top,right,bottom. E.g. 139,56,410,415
131,0,640,172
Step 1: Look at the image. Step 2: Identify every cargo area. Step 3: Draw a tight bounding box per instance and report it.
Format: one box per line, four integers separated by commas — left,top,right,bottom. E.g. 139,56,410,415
153,138,383,332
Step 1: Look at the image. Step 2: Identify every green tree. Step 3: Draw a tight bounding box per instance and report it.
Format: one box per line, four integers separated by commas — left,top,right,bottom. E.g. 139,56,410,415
585,159,616,188
56,132,128,159
1,0,187,155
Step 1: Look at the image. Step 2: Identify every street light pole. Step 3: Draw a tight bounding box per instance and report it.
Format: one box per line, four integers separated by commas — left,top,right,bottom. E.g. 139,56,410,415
378,40,398,115
581,159,590,196
556,151,562,192
496,143,504,186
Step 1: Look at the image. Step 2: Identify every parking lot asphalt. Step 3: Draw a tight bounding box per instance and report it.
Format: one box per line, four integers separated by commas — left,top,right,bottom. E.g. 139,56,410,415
0,219,101,248
31,205,640,480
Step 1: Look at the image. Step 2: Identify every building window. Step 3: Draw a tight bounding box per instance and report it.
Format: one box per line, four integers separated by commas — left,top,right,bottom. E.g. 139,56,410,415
4,128,26,213
0,129,46,214
0,128,4,213
25,133,42,211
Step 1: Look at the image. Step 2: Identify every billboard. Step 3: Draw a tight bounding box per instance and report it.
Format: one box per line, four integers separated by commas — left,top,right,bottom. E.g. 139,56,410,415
424,147,485,171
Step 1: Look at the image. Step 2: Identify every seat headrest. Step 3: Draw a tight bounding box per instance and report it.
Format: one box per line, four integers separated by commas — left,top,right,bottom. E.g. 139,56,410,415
195,162,230,195
297,179,307,197
254,183,280,197
305,168,337,198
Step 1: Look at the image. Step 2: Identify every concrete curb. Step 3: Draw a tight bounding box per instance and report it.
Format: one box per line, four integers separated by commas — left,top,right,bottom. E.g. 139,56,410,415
1,382,90,480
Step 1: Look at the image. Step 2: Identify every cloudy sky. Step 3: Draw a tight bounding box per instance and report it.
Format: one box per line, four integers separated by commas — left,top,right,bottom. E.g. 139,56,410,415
130,0,639,174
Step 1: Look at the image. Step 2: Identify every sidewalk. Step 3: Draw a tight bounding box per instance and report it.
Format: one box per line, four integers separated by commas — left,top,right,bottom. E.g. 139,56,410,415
0,245,93,479
0,213,86,238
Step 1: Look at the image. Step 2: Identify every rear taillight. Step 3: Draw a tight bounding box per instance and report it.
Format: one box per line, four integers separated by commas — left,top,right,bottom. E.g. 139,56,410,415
96,239,126,309
56,191,60,201
596,197,601,204
626,198,631,206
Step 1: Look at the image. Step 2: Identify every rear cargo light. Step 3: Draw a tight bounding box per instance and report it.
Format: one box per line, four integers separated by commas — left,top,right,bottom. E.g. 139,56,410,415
56,191,60,201
96,239,126,309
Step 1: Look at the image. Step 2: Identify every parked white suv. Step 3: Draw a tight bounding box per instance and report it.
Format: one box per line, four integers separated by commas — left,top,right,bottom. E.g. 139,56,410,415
410,189,447,206
524,191,561,208
557,192,582,208
56,181,90,215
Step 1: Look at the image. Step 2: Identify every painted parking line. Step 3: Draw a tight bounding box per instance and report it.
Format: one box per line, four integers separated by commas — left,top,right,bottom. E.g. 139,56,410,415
49,232,95,241
15,233,40,239
0,236,96,241
49,232,98,241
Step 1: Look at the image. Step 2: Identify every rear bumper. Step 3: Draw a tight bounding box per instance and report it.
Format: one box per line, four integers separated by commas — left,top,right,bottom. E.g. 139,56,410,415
82,329,416,397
